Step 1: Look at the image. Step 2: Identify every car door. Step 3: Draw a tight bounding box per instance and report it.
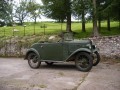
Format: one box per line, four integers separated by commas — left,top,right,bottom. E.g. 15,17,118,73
40,42,63,61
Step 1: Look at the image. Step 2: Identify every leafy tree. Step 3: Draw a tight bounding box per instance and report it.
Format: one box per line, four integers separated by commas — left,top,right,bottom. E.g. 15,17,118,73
65,0,72,32
95,0,119,31
110,0,120,29
41,0,119,35
73,0,92,32
105,0,120,30
42,0,66,23
92,0,99,36
101,0,113,31
42,0,72,32
96,0,105,31
5,0,14,26
0,0,13,26
27,1,41,24
14,0,29,25
97,0,120,31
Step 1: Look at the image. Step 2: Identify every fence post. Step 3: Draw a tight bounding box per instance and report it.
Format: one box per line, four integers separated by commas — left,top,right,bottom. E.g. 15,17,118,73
40,24,47,35
23,25,26,36
13,24,16,36
61,23,63,31
34,24,36,35
4,37,7,56
3,26,6,36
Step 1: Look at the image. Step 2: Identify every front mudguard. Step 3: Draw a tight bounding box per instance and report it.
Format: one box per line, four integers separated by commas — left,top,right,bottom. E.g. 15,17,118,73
24,48,41,60
93,47,99,53
66,48,92,61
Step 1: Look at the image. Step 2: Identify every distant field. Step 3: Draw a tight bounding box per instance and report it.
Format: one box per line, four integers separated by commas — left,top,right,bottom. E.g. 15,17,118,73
0,22,119,39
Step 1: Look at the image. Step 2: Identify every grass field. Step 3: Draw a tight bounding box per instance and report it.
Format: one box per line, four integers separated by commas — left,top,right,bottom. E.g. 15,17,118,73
0,21,120,39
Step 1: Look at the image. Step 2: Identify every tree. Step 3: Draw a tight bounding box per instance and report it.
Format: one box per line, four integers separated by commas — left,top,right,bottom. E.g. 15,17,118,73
110,0,120,29
96,0,105,32
42,0,66,23
42,0,72,32
65,0,72,32
14,0,29,25
99,0,120,31
27,1,41,24
0,0,13,26
5,0,14,26
102,0,113,31
92,0,99,36
73,0,91,32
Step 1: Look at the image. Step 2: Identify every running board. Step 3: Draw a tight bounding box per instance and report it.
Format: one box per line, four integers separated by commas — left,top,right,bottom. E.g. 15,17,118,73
40,60,65,63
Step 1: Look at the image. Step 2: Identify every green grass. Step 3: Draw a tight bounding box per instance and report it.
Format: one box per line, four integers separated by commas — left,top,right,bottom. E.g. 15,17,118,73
0,22,120,39
100,22,120,36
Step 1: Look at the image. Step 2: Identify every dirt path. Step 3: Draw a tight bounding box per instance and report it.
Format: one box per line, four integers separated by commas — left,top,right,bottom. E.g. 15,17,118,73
0,58,120,90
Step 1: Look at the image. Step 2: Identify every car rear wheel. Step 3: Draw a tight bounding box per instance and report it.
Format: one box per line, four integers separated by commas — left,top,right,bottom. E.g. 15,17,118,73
93,51,100,66
45,62,54,66
28,53,41,69
75,52,93,72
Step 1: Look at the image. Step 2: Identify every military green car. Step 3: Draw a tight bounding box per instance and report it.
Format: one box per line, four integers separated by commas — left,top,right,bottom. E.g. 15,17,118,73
25,33,100,72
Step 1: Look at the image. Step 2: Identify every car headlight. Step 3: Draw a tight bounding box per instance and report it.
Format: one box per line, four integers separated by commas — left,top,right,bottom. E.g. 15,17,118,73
86,44,92,49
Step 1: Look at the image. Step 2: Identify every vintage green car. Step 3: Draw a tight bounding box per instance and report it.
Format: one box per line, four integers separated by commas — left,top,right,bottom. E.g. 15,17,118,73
25,33,100,72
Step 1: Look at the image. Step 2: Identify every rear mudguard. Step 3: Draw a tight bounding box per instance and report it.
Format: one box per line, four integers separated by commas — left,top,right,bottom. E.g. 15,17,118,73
24,48,40,60
66,48,92,61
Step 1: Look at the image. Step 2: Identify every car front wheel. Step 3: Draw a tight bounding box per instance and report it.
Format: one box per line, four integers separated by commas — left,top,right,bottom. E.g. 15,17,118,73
28,53,41,69
75,52,93,72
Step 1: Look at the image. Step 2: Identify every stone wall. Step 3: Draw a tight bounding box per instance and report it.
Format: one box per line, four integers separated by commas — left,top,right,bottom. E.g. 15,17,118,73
89,36,120,59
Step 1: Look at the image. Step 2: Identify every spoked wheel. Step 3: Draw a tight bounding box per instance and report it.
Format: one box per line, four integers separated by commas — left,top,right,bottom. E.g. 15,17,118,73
28,53,41,69
75,52,93,72
93,51,100,66
45,62,54,66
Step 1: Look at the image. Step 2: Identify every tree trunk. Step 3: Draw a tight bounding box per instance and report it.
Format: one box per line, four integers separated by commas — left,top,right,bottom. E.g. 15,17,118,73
66,13,71,32
58,19,60,23
93,0,99,37
98,15,101,32
65,0,72,32
119,19,120,30
82,10,86,32
118,11,120,30
20,20,23,25
34,17,37,24
107,14,111,31
61,19,64,23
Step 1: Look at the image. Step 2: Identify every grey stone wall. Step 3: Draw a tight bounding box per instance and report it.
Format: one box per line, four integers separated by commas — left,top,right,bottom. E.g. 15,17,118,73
89,36,120,59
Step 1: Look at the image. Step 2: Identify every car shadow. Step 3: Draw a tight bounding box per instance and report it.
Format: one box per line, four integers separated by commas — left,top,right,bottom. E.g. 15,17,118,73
39,63,77,71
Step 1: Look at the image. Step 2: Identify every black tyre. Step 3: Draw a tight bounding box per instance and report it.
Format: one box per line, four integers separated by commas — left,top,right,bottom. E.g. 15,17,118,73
45,62,54,66
75,52,93,72
93,51,100,66
28,53,41,69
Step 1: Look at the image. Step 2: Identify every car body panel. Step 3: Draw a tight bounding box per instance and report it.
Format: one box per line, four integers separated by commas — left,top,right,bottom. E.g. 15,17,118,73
39,42,64,60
